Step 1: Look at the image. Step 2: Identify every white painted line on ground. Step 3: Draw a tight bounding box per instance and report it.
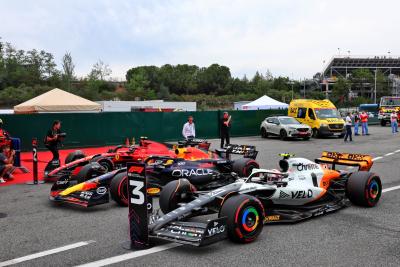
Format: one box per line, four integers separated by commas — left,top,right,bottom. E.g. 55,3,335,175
384,152,394,156
372,156,383,161
383,185,400,193
75,243,181,267
395,149,400,153
0,240,95,267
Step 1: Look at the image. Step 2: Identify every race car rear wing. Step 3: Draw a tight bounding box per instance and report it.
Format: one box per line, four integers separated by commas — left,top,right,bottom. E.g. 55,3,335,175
125,162,227,249
177,138,211,150
216,144,258,160
315,151,373,171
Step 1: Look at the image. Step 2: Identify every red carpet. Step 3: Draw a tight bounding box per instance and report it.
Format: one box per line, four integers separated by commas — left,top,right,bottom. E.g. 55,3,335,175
0,146,113,186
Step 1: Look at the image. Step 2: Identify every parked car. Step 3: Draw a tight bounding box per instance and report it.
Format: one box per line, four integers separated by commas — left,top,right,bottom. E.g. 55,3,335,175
260,116,311,140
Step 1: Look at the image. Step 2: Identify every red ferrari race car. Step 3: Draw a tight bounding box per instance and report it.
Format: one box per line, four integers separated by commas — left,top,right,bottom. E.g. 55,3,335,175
45,137,213,182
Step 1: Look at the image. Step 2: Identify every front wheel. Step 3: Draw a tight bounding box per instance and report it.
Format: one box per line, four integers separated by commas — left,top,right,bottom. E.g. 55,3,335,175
346,171,382,207
219,194,264,243
110,173,128,206
380,120,387,127
312,128,319,138
280,130,287,141
65,150,86,164
261,128,268,138
159,179,195,214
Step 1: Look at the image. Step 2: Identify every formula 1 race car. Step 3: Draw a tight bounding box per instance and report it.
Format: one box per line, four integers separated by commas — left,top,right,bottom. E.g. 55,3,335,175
124,151,382,247
45,137,211,182
49,144,259,207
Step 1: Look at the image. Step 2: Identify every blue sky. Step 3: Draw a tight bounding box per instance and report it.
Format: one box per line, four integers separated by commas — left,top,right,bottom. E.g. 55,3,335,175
1,0,399,80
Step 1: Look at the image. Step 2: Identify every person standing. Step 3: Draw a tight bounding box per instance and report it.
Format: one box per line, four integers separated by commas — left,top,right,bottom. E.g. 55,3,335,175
45,120,62,161
220,112,231,148
182,115,196,139
390,111,398,135
360,111,369,135
353,111,360,136
344,112,353,142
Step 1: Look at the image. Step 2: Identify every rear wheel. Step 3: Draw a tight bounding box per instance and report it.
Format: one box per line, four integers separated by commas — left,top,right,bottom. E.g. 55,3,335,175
159,179,195,214
261,128,268,138
380,120,387,127
279,129,287,141
346,171,382,207
90,157,114,172
219,194,264,243
110,173,128,206
65,150,86,164
232,158,259,177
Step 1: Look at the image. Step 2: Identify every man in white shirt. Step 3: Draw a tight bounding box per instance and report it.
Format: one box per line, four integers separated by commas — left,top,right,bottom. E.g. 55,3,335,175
344,112,352,142
182,116,195,139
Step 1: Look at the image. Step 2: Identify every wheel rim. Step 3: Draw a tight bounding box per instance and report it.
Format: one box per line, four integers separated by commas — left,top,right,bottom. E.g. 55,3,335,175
368,179,380,199
241,206,260,233
100,162,110,172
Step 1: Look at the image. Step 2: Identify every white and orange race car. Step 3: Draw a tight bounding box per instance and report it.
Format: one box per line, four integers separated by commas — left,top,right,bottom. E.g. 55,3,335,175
129,151,382,246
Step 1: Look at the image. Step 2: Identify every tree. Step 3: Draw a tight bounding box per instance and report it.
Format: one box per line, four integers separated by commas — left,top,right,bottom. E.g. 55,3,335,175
332,77,350,103
89,60,112,80
62,52,75,90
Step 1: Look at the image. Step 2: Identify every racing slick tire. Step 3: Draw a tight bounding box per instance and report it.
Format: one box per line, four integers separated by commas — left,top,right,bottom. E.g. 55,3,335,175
90,156,114,172
279,129,287,140
110,173,129,206
303,136,310,141
219,194,264,243
232,158,259,177
73,162,106,184
261,128,268,138
346,171,382,207
159,179,195,214
65,150,86,164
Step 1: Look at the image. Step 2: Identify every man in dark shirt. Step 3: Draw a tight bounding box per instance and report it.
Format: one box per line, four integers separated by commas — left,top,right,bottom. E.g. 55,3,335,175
45,120,62,161
220,112,231,148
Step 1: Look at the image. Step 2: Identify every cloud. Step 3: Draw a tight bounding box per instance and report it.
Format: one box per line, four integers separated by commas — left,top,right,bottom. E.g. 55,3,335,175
1,0,400,80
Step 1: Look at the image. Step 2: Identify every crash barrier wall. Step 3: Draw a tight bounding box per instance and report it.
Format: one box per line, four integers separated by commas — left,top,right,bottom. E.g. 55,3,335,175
0,109,287,151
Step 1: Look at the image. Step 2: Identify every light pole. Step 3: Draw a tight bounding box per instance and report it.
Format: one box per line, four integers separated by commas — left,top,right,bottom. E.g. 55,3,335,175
287,80,295,100
337,48,341,55
374,68,377,104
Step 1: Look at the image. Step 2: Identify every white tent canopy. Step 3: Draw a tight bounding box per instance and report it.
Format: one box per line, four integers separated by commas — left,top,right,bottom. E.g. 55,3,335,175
242,95,288,110
14,88,102,114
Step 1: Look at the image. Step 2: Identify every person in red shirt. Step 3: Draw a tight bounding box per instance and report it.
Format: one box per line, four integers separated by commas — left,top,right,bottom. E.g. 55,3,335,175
360,111,369,135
